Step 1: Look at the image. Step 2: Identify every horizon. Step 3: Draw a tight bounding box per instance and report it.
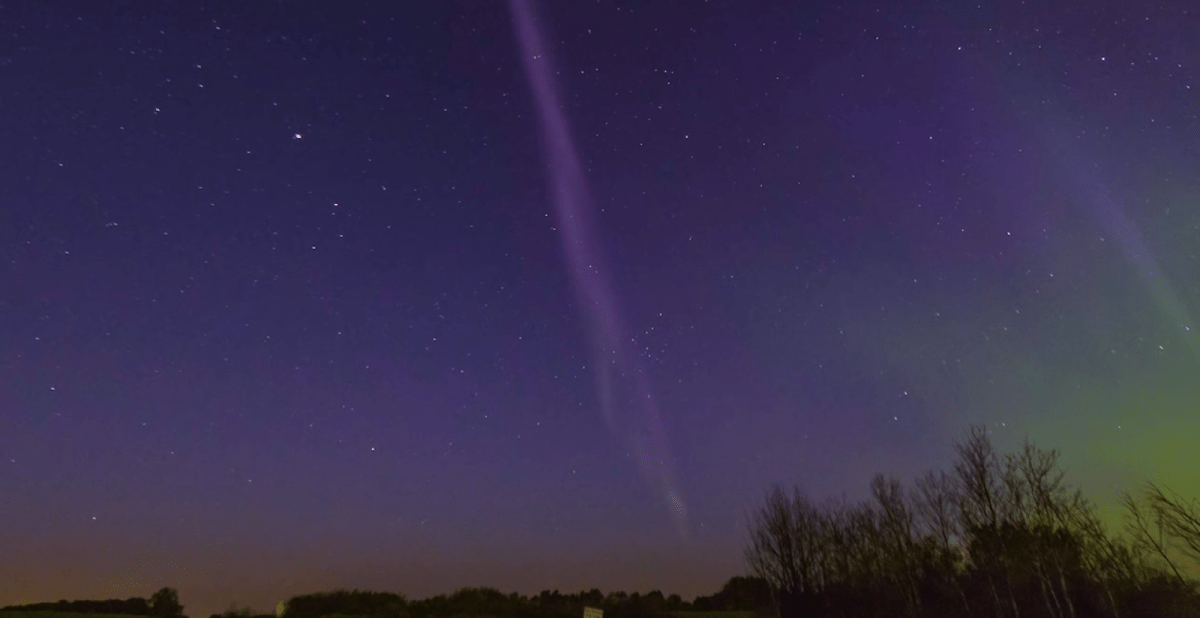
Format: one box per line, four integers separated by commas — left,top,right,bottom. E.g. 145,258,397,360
3,1,1197,618
1,581,757,617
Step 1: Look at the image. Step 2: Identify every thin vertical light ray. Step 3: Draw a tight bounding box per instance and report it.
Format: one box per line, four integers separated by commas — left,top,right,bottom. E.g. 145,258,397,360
1056,143,1199,360
508,0,689,540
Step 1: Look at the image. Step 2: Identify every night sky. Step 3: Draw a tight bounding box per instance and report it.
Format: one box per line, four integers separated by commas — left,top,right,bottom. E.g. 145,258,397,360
3,0,1198,616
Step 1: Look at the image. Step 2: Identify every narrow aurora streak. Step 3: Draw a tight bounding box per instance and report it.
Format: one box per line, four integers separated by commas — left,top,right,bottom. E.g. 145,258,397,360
509,0,689,538
1053,140,1200,360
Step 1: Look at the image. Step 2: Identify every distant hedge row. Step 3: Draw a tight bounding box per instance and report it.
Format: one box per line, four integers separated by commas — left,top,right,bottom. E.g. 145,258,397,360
2,600,150,616
3,588,183,618
278,580,770,618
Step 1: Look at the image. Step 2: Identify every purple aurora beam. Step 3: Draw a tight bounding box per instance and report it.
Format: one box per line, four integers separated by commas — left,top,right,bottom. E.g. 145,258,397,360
1050,136,1200,361
509,0,689,540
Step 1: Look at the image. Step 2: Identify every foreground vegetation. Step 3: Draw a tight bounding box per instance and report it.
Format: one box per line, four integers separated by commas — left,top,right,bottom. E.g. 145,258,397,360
267,580,769,618
0,613,154,618
745,425,1200,618
3,579,770,618
3,589,184,618
8,427,1197,618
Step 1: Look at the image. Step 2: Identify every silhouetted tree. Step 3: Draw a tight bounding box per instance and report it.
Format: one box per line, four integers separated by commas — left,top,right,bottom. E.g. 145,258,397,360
150,588,184,618
911,469,971,616
744,484,830,616
954,425,1023,618
870,474,923,617
709,576,771,612
742,424,1200,618
127,598,153,615
1144,483,1200,571
582,589,605,608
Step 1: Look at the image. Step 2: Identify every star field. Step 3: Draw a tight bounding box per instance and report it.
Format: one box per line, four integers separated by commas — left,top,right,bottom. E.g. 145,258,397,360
2,1,1198,617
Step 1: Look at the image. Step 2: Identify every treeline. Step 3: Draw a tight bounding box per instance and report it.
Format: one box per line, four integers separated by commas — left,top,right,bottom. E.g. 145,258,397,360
207,605,275,618
691,576,771,612
269,577,771,618
745,425,1200,618
3,589,184,618
1,600,150,616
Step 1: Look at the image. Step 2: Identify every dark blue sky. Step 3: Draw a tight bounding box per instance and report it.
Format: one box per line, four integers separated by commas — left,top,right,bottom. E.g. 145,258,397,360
3,1,1198,616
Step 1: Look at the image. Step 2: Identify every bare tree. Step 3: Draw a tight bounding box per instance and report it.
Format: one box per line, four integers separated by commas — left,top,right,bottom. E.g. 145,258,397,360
745,485,829,616
954,426,1006,531
1122,482,1200,589
913,468,973,617
1008,437,1093,618
1123,487,1187,586
1144,483,1200,570
745,485,800,611
1074,507,1144,618
913,469,960,552
821,498,865,598
954,425,1022,618
871,474,922,617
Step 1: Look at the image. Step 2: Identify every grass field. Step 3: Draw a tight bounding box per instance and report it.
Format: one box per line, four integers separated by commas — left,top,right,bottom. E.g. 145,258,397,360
670,612,758,618
1,611,756,618
0,613,151,618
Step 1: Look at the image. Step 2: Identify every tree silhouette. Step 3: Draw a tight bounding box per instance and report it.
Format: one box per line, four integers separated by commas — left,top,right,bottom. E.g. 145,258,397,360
744,425,1200,618
1144,483,1200,571
150,588,184,618
1123,481,1200,595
